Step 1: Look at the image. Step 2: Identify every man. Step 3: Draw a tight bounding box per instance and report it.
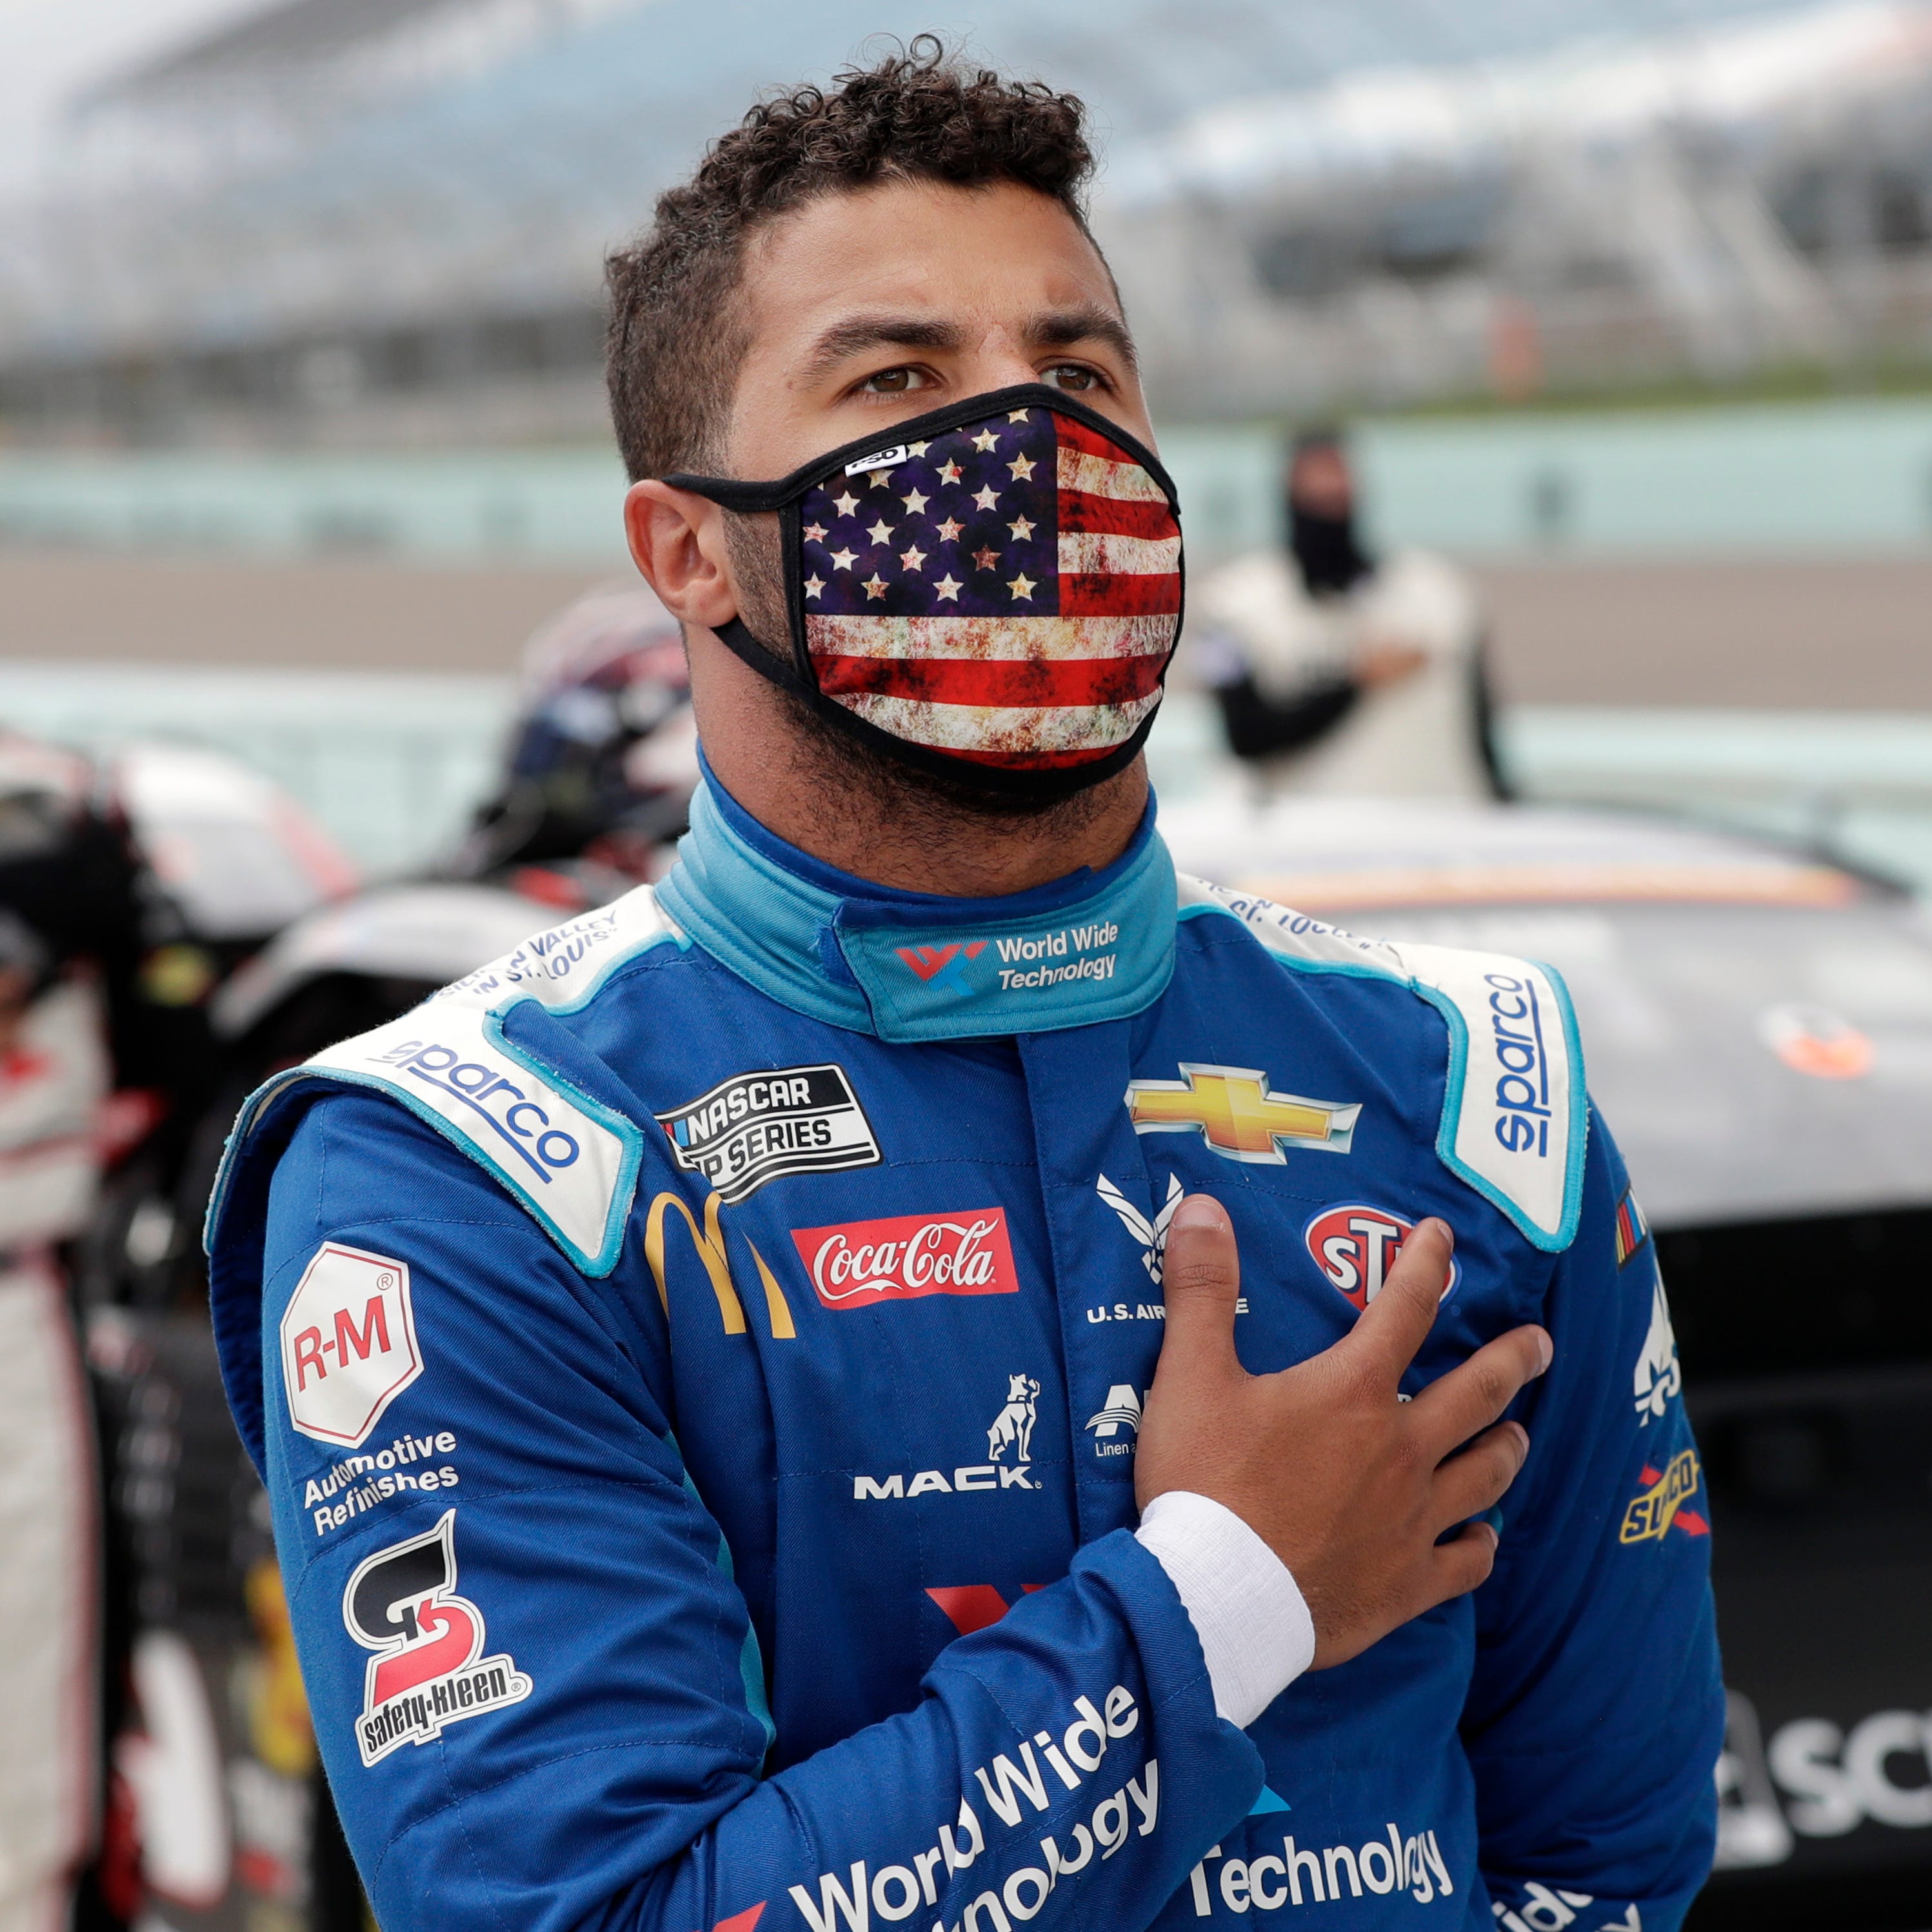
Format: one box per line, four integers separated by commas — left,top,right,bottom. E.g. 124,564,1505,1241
1193,432,1505,798
206,46,1720,1932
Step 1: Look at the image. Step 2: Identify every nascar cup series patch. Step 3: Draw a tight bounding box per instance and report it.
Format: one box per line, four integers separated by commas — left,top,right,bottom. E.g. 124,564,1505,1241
343,1511,531,1766
655,1063,881,1204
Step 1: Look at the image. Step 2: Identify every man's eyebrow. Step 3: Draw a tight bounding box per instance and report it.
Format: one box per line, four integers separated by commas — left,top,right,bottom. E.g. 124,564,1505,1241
800,315,968,385
1027,306,1139,371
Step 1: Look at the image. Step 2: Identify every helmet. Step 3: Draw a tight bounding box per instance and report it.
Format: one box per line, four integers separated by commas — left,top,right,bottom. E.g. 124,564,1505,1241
457,583,697,886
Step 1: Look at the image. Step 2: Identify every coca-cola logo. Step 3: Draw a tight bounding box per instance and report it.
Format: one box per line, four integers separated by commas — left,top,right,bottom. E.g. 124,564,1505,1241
1303,1203,1459,1313
792,1207,1021,1310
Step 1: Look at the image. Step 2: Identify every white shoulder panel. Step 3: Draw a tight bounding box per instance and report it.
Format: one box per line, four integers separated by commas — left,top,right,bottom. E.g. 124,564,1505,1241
1176,877,1587,1251
433,884,684,1014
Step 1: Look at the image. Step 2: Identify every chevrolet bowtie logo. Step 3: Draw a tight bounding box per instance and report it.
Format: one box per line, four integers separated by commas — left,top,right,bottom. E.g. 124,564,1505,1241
1124,1064,1360,1163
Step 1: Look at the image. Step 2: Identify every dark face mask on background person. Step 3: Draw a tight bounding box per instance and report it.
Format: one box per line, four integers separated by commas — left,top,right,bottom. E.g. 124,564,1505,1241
1288,497,1375,599
663,383,1184,801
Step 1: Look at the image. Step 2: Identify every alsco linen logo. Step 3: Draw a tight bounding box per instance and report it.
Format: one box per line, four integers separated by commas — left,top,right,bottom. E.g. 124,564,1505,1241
1304,1206,1459,1313
655,1063,880,1204
1126,1064,1359,1164
342,1511,531,1766
794,1208,1019,1310
1619,1449,1708,1544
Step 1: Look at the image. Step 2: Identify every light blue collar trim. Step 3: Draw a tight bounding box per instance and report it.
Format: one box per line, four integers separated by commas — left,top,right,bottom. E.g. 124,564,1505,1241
655,777,1177,1041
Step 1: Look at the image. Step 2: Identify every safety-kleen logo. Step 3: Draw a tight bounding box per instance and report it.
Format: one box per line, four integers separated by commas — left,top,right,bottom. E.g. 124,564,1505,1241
1125,1064,1359,1164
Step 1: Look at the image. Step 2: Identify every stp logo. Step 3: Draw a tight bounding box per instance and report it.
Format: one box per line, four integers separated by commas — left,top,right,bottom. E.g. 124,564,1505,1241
792,1208,1019,1310
1303,1205,1459,1313
280,1243,422,1448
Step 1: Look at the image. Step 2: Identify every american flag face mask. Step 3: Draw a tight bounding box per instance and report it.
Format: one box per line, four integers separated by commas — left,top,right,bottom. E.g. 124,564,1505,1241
664,383,1183,799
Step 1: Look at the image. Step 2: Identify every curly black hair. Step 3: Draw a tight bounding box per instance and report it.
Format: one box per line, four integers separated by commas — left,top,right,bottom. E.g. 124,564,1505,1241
604,36,1097,481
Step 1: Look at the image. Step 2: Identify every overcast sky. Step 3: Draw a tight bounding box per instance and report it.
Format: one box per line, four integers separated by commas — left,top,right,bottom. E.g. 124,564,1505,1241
0,0,267,194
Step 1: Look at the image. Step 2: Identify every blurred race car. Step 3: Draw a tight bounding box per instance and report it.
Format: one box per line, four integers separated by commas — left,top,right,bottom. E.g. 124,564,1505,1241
1159,790,1932,1932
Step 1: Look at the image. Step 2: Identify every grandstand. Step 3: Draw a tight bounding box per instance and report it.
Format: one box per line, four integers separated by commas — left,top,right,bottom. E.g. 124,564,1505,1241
4,0,1932,441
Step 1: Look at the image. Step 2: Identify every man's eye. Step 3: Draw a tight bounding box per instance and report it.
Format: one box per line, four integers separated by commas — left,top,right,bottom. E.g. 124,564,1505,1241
1044,364,1100,392
859,368,932,394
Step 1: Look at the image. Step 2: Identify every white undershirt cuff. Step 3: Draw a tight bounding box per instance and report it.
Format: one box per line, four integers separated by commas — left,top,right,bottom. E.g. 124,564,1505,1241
1135,1489,1316,1729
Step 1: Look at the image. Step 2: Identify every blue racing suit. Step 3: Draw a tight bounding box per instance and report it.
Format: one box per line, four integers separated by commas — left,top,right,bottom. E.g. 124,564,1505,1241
206,770,1721,1932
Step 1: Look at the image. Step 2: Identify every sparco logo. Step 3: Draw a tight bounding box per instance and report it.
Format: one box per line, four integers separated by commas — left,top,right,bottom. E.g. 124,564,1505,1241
1482,973,1555,1159
793,1207,1019,1310
342,1511,530,1766
370,1038,581,1182
1303,1206,1459,1314
656,1063,880,1204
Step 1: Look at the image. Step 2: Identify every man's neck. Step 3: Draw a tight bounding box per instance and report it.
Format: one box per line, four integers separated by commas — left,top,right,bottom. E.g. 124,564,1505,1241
689,628,1148,897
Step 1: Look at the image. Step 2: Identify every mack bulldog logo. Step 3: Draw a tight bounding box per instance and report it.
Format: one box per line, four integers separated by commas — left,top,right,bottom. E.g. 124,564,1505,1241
1303,1206,1459,1314
794,1207,1019,1309
988,1373,1039,1462
657,1064,880,1204
280,1244,422,1448
853,1370,1044,1499
343,1511,531,1766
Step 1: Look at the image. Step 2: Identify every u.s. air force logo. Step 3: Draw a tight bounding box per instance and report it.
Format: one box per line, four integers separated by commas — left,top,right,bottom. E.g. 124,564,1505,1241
656,1063,880,1204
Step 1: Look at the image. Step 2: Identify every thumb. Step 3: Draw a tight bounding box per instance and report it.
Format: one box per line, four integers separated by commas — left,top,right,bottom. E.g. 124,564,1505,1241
1153,1193,1243,1385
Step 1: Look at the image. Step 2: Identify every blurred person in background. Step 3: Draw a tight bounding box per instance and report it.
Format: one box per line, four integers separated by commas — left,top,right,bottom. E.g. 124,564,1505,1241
0,733,195,1932
1193,430,1506,798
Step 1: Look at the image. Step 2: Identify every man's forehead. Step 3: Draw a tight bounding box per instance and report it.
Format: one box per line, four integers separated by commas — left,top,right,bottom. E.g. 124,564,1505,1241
742,180,1124,354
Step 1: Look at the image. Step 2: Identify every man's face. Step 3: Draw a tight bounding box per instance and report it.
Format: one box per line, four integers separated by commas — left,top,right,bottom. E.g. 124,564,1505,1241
1288,444,1354,521
724,177,1151,477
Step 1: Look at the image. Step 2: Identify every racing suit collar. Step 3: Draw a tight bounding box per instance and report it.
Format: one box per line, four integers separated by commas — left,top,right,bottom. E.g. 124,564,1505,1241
655,759,1177,1041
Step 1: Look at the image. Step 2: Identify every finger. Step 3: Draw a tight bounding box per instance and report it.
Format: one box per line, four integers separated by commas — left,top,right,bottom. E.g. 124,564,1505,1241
1341,1218,1455,1384
1151,1193,1243,1384
1426,1422,1529,1529
1419,1520,1501,1607
1406,1324,1552,1457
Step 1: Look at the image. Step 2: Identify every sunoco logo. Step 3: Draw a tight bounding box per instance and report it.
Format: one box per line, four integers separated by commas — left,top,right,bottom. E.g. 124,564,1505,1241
656,1063,880,1204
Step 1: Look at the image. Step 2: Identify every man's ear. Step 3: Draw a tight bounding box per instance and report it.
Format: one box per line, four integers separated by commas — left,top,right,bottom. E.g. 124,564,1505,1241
624,481,739,630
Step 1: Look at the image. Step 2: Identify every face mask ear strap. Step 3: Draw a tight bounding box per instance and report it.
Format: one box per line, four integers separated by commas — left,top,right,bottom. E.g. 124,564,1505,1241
712,616,817,702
